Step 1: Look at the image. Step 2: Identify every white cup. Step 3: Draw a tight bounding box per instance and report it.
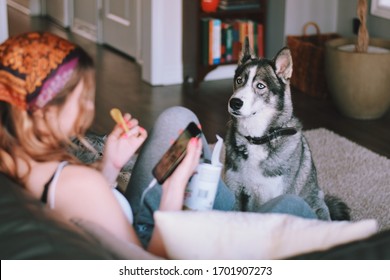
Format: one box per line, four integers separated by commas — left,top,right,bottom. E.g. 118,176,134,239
183,162,222,211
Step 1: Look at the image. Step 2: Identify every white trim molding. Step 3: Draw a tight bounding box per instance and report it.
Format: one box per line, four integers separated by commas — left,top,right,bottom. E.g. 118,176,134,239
141,0,183,86
371,0,390,20
6,0,30,15
72,18,98,42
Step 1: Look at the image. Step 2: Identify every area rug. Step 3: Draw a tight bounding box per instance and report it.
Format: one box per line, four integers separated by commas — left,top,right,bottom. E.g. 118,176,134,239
303,128,390,231
77,128,390,231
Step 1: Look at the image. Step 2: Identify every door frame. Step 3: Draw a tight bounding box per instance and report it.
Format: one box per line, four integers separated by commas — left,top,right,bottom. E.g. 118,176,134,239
41,0,72,27
70,0,100,43
96,0,142,63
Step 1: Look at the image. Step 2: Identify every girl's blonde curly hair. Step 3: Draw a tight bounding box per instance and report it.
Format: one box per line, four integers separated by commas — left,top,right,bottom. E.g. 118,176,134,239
0,32,96,185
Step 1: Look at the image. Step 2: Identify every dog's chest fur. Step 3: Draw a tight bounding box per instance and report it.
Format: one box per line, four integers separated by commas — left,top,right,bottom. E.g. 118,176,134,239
224,134,291,210
229,145,284,201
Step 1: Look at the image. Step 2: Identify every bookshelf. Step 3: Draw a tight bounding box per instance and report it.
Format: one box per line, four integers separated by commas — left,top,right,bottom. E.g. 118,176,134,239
182,0,267,86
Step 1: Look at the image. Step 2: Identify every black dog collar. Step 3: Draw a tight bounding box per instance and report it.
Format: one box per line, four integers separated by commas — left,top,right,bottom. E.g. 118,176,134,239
245,127,298,145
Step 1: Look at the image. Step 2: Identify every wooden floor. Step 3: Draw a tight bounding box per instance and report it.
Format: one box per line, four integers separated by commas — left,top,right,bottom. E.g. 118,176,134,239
7,7,390,158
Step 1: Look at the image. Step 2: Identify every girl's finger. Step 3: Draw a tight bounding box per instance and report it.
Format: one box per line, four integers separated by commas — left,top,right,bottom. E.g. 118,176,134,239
122,126,140,138
122,113,138,125
180,138,202,170
110,122,125,138
138,127,148,138
122,126,148,139
123,113,132,120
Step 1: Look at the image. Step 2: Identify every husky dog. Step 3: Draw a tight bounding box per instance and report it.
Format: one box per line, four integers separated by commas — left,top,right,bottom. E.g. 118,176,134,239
223,40,350,221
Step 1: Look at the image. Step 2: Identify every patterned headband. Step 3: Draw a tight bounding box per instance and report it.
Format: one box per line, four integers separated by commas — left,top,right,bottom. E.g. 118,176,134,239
0,32,81,112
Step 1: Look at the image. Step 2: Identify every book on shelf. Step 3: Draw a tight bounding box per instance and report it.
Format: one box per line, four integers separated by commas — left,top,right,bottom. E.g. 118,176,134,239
221,21,234,63
201,18,222,66
257,23,264,57
200,18,210,66
203,18,222,65
201,18,264,66
211,19,222,65
208,19,213,65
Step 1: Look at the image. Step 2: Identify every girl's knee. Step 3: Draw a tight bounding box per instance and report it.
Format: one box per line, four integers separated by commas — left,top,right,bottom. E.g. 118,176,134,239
259,194,317,219
157,106,199,124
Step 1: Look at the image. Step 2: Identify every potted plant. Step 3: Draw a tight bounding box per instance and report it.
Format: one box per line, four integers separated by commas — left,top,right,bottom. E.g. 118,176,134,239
325,0,390,119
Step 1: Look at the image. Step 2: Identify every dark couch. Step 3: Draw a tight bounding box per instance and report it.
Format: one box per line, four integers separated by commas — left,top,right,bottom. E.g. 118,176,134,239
1,173,389,260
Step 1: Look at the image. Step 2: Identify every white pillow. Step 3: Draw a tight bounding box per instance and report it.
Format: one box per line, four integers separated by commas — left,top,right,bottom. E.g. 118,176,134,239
154,210,377,260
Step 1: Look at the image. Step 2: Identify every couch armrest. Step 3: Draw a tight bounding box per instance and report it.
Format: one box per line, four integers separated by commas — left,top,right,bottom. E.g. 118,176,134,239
288,229,390,260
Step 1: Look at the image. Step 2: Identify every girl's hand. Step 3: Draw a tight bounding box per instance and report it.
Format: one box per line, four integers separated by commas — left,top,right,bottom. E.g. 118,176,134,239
159,137,203,211
147,137,202,257
100,113,147,185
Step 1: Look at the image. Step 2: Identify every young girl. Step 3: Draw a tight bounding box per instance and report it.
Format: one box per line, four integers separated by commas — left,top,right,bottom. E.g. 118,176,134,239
0,32,205,257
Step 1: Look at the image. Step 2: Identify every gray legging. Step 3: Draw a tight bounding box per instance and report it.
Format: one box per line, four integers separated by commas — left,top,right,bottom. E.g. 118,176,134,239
125,106,317,248
125,106,235,247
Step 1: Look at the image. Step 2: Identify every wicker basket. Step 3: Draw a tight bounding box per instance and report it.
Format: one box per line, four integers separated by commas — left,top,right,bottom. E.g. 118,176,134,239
287,22,340,98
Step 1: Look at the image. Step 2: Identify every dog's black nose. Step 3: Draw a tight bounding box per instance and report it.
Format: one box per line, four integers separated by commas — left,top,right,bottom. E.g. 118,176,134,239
229,98,243,110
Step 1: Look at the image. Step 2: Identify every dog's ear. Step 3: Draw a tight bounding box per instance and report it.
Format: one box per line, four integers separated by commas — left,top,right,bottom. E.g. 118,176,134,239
239,37,255,65
273,47,293,83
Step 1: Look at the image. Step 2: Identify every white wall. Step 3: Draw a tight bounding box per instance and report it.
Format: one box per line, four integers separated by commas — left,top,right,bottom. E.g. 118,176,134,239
0,0,8,43
46,0,72,27
141,0,183,86
284,0,338,36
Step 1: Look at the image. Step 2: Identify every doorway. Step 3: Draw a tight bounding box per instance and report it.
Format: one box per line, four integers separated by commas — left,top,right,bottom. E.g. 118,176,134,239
42,0,140,60
100,0,140,60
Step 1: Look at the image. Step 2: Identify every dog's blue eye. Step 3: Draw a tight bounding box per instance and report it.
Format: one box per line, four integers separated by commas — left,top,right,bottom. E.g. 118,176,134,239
236,77,243,84
257,83,266,89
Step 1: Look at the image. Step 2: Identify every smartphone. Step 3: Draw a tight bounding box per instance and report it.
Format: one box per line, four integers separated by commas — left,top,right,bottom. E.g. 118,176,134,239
152,122,202,184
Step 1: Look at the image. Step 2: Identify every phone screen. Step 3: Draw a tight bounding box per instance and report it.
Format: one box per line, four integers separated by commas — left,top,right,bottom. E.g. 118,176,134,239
152,122,202,184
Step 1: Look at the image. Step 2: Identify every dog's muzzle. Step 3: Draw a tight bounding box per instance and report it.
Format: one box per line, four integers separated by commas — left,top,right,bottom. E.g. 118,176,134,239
229,98,243,115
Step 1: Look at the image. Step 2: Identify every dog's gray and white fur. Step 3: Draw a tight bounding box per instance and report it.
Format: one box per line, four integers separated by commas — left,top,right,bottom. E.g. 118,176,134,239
224,39,350,221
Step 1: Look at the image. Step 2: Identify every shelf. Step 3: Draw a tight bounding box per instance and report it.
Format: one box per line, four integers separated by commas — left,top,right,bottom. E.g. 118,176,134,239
182,0,267,87
199,9,264,18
